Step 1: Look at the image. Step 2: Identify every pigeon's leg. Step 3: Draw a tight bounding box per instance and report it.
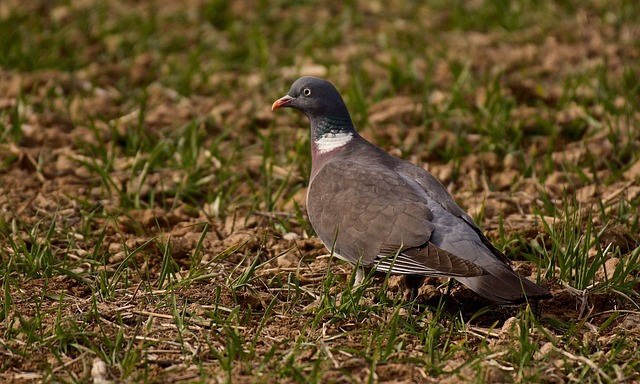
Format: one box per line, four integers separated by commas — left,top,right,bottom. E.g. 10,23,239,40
432,280,455,320
354,266,365,286
531,298,544,319
401,275,425,301
444,278,455,297
337,266,367,306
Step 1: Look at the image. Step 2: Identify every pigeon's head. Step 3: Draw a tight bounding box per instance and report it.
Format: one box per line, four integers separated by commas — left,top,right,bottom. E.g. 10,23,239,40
272,77,350,119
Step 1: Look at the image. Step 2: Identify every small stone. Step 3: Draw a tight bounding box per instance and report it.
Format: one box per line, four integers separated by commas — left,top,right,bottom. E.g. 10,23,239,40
283,232,299,241
500,317,520,339
108,243,122,253
596,257,619,281
534,342,555,360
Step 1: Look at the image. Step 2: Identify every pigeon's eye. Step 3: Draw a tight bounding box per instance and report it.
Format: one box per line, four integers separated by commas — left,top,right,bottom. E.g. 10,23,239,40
303,88,312,96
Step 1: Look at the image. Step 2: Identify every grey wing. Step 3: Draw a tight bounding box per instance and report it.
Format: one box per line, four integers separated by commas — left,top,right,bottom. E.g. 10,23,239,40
373,243,483,277
307,159,483,277
395,161,513,266
395,161,476,226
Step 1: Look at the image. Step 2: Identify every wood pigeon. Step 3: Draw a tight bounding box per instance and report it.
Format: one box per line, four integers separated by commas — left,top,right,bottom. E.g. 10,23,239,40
272,76,551,303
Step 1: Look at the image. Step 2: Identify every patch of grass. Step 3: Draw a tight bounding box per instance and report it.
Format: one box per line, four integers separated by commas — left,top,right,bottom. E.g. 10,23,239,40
1,0,640,382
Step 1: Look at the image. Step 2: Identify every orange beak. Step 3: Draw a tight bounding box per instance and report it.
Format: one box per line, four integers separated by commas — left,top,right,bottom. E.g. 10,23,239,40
271,95,294,111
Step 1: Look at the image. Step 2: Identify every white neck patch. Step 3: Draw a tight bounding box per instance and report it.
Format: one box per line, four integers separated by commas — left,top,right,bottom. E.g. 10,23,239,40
315,132,353,154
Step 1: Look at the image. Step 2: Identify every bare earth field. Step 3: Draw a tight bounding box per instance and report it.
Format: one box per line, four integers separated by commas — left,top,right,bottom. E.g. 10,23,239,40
1,0,639,383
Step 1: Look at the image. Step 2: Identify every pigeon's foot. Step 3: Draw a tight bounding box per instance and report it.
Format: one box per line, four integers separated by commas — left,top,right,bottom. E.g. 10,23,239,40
400,275,425,301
